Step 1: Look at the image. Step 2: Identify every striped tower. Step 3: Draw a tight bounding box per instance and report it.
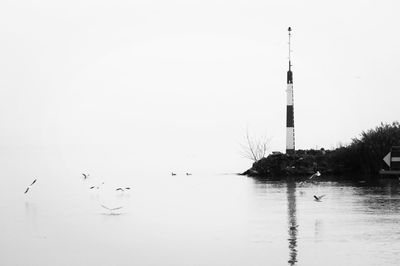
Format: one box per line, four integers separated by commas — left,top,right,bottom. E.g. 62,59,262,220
286,27,295,154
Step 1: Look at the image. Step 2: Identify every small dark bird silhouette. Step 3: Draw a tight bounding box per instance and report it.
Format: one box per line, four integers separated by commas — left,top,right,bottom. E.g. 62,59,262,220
116,187,131,192
186,173,192,176
24,179,37,194
82,173,90,180
171,172,176,176
314,195,325,201
89,182,104,190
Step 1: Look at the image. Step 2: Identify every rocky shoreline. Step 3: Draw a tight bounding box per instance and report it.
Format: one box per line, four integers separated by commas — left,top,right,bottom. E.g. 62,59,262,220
241,149,359,179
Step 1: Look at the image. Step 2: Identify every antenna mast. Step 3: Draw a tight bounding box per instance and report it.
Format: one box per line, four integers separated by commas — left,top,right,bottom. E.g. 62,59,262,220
288,27,292,70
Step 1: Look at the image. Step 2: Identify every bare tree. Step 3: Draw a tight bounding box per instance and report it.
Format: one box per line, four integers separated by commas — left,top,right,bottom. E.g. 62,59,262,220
240,129,271,162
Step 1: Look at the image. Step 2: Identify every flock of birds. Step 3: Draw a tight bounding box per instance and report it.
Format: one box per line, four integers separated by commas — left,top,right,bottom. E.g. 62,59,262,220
23,170,324,215
23,173,132,214
171,172,192,176
23,172,192,213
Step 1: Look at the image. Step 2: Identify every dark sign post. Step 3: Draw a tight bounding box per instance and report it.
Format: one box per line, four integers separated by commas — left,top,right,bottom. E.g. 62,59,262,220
381,146,400,176
391,146,400,170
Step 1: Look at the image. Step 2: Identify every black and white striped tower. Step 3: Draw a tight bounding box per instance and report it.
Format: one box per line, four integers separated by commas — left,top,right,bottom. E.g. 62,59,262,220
286,27,295,154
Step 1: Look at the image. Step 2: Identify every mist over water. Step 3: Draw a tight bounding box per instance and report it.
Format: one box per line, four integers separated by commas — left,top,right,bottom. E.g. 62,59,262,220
2,151,400,266
2,0,400,264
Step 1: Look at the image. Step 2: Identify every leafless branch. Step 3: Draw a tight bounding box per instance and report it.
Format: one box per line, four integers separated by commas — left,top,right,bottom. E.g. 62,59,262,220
240,129,271,162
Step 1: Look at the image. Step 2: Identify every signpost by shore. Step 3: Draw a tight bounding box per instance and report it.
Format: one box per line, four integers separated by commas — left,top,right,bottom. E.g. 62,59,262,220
379,146,400,176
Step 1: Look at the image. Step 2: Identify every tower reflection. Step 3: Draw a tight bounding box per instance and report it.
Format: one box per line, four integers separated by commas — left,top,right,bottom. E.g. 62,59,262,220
287,181,298,265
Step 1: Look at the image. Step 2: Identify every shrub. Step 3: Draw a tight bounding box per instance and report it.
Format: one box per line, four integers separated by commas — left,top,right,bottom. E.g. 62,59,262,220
335,121,400,178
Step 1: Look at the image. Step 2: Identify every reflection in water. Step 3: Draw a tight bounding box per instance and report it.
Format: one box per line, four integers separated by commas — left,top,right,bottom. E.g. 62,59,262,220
5,175,400,266
24,201,38,231
314,219,323,242
100,212,125,216
287,181,298,265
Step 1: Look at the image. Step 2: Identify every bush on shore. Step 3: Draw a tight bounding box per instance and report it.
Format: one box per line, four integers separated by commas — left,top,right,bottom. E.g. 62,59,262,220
340,121,400,177
243,122,400,180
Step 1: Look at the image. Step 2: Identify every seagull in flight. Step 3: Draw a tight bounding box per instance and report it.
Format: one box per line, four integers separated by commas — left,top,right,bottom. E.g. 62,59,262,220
171,172,176,176
82,173,90,180
101,204,123,214
309,171,321,180
116,187,131,192
314,195,325,202
24,179,37,194
89,182,104,190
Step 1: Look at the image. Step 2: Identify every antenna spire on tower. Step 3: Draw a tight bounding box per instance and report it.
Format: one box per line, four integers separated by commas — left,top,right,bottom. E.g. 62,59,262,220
288,27,292,70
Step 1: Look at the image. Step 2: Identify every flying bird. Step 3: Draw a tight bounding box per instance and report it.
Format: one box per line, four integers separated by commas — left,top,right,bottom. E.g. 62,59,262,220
186,173,192,176
314,195,325,201
116,187,131,192
309,171,321,180
89,182,104,190
101,204,123,214
101,204,123,211
82,173,90,180
171,172,176,176
24,179,37,194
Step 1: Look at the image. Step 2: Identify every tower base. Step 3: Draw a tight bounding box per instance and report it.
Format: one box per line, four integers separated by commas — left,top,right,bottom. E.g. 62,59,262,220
286,149,295,155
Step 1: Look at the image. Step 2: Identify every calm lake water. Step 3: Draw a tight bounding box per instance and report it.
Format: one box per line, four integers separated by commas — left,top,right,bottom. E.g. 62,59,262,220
1,173,400,266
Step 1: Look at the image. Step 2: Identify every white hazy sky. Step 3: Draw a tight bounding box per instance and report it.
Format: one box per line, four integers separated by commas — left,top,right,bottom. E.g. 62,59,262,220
0,0,399,174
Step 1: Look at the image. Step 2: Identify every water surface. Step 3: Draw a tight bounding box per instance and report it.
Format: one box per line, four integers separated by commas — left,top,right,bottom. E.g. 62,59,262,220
1,173,400,266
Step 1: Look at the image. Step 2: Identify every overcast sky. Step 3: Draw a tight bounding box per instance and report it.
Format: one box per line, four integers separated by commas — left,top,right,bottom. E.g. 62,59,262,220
0,0,399,174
